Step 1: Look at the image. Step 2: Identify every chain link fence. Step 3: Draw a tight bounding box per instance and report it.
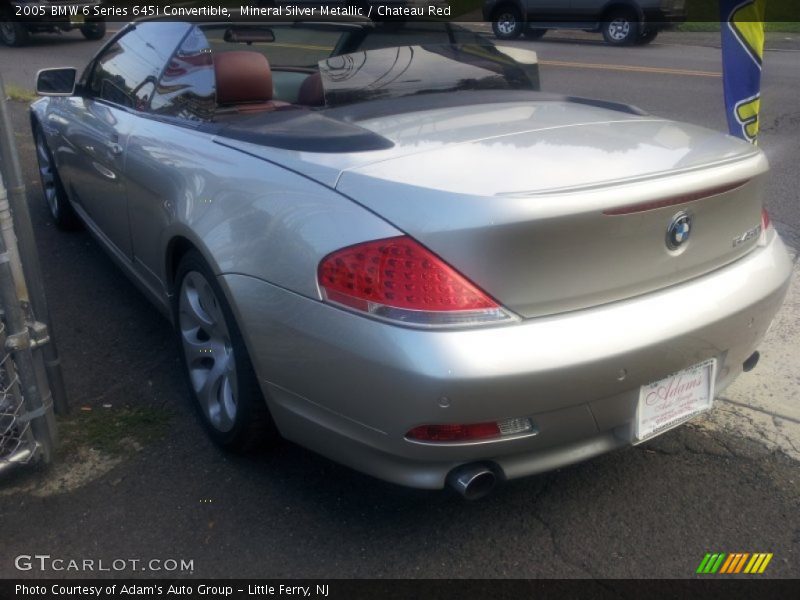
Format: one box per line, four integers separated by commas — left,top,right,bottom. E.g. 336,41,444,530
0,329,38,467
0,168,49,472
0,74,64,474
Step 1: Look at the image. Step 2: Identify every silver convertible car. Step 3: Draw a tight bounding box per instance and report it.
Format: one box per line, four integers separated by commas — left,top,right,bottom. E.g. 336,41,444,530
32,18,791,498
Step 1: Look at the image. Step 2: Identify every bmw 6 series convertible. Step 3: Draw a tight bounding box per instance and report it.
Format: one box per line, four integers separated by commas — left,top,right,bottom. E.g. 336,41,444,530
31,18,792,498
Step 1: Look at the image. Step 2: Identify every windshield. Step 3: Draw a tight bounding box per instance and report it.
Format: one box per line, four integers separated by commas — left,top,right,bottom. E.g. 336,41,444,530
202,22,350,68
154,22,539,121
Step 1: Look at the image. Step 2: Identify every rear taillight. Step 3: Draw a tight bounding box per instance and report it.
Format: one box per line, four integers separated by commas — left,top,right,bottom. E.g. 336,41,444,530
407,417,535,444
408,422,500,442
317,236,514,327
760,208,773,245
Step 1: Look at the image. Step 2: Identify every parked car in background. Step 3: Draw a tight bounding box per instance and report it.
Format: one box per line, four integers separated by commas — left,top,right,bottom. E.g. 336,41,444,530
31,16,790,499
484,0,687,45
0,0,105,46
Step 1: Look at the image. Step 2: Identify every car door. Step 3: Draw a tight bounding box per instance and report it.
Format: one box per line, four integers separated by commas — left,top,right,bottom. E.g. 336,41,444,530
126,24,216,298
524,0,572,19
51,22,189,260
568,0,604,20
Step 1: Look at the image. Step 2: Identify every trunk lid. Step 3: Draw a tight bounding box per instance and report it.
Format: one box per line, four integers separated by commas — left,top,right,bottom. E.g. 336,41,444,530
331,102,766,318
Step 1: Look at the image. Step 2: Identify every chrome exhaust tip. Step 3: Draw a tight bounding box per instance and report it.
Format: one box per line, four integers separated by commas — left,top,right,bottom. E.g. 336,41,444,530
446,464,497,500
743,351,760,372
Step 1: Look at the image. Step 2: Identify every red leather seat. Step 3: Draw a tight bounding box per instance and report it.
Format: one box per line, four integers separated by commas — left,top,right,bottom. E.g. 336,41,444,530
214,51,289,114
297,71,324,107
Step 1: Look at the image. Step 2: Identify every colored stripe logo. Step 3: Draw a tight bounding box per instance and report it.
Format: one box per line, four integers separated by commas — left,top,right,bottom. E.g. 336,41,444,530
696,552,773,574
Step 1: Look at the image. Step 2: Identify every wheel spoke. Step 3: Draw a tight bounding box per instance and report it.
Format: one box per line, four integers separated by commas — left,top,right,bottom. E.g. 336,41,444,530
179,273,215,330
197,355,226,402
220,375,238,428
197,357,231,429
197,279,227,335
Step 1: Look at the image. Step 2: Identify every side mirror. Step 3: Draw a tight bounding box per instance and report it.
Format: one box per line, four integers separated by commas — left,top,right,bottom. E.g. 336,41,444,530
36,67,78,96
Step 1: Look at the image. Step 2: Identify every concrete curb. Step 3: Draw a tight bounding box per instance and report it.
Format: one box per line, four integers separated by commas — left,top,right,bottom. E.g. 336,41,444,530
699,255,800,461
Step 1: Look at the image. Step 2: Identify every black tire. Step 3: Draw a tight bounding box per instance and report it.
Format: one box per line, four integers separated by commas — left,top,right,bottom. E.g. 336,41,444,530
524,27,547,40
601,10,641,46
80,21,105,40
33,125,81,230
0,20,30,47
492,6,523,40
637,28,659,45
174,249,279,452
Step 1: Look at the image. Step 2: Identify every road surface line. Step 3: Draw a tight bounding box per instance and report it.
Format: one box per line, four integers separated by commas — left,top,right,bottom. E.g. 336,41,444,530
539,59,722,78
717,396,800,425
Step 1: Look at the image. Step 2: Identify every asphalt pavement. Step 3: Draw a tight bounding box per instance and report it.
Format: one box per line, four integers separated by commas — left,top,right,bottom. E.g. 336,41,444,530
0,29,798,579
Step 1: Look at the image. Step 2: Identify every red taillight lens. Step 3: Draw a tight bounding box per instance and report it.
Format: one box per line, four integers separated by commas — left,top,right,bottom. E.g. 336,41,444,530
406,417,535,443
407,422,501,442
318,236,514,327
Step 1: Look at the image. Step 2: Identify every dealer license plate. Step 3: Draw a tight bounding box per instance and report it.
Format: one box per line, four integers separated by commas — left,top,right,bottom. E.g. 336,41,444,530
70,14,85,25
635,358,717,442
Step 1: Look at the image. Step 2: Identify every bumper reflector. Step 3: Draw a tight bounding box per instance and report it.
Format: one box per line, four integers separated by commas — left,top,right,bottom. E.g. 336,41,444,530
407,417,534,443
497,417,534,436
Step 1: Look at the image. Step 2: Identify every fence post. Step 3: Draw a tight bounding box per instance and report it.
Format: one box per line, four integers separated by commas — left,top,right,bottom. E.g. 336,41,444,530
0,73,69,416
0,170,56,466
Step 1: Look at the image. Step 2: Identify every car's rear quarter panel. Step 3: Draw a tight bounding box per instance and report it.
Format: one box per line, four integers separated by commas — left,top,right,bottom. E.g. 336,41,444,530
121,119,401,302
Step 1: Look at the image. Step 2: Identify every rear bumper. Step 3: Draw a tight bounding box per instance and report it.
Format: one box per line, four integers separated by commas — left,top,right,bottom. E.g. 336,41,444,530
222,234,792,489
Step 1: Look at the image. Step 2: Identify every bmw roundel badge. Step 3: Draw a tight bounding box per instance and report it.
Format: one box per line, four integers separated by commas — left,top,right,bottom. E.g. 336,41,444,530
666,212,692,250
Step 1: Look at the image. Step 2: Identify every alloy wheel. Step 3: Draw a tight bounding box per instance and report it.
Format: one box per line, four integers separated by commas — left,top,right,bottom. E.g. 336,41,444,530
608,18,631,42
496,14,518,36
179,271,239,433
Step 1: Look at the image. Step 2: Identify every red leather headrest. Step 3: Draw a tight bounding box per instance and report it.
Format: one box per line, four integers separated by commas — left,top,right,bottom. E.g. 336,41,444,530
214,51,273,105
297,71,324,107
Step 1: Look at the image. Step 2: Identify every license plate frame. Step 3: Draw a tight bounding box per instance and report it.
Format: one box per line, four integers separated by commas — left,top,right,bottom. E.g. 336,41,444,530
634,358,717,442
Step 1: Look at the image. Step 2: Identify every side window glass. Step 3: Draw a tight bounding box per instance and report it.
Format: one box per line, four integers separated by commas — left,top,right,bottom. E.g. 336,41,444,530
150,26,215,121
88,22,189,111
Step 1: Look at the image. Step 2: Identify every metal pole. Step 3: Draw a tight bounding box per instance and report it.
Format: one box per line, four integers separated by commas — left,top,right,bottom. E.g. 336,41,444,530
0,73,69,415
0,314,40,473
0,171,55,463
